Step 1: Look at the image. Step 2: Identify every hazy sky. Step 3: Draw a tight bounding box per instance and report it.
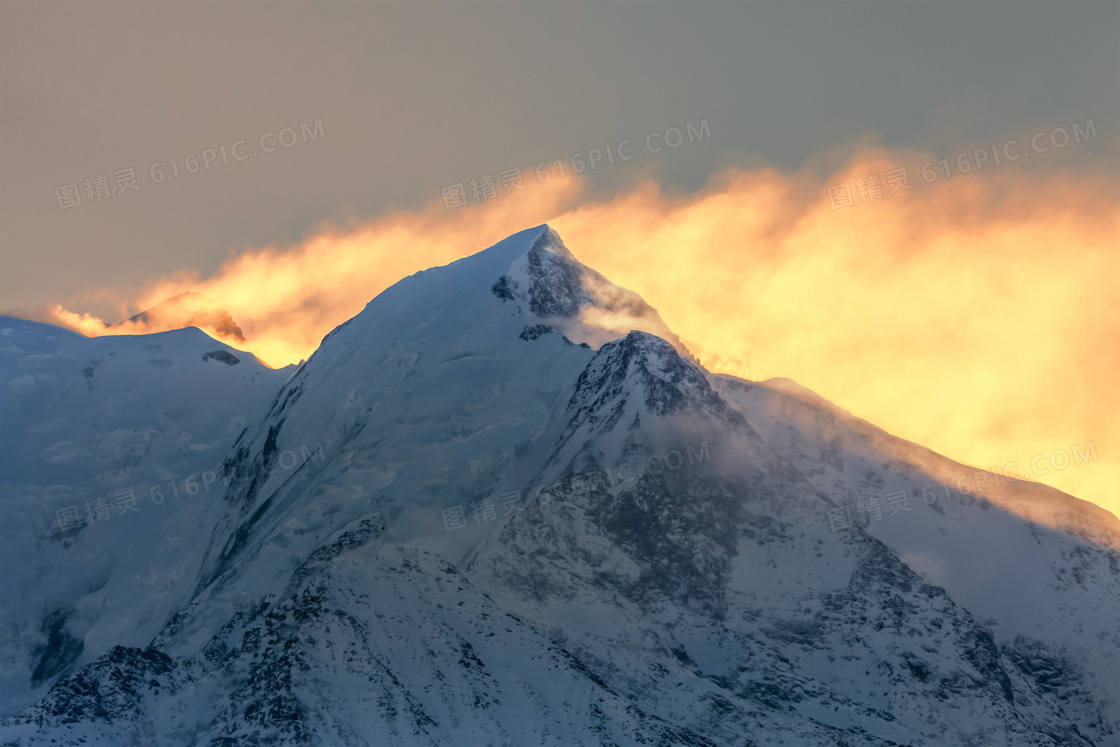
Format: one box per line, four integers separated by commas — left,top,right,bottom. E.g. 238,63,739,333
2,1,1119,515
1,1,1116,317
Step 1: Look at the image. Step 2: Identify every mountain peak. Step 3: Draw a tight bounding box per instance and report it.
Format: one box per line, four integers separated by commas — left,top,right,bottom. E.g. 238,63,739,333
490,225,698,362
523,226,585,317
563,330,738,444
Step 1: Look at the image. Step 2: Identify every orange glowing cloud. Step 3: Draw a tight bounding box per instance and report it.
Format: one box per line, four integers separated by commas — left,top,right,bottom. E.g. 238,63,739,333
53,177,586,367
45,149,1120,518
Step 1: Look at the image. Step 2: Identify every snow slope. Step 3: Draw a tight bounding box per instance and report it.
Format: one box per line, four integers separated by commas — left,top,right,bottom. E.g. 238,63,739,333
0,319,291,716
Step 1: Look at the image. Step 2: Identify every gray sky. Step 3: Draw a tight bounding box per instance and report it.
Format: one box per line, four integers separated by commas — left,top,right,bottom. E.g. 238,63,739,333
1,0,1117,318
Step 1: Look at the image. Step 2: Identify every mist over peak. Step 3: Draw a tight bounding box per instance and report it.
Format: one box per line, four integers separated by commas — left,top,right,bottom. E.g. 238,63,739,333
116,290,246,343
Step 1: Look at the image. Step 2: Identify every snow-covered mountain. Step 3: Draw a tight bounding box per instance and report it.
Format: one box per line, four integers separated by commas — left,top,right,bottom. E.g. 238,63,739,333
0,320,292,716
1,225,1117,746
